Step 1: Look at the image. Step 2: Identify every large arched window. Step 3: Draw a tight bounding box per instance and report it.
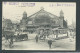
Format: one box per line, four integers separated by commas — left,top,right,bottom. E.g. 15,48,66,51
34,12,51,24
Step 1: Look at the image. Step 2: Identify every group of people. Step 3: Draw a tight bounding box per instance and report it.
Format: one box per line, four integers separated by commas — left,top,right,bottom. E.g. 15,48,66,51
3,29,75,49
35,33,53,49
35,29,76,49
67,29,75,42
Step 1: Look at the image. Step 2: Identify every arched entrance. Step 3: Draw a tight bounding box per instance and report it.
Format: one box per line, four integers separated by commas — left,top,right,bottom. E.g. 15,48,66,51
37,24,52,39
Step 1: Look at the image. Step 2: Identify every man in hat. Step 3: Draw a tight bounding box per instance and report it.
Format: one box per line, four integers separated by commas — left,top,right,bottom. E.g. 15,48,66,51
35,35,39,43
48,38,52,49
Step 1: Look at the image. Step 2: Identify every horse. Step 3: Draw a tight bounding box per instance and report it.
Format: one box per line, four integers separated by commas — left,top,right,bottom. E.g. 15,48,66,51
3,34,14,48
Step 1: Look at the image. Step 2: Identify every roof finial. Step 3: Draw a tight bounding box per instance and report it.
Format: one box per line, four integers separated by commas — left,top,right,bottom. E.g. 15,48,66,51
41,7,44,10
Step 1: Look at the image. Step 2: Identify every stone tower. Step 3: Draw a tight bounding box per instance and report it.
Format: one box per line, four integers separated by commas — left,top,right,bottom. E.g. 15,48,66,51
59,10,64,28
20,11,28,31
60,10,64,17
23,11,27,19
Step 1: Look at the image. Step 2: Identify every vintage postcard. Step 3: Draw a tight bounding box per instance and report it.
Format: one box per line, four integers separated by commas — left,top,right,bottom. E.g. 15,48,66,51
2,2,76,50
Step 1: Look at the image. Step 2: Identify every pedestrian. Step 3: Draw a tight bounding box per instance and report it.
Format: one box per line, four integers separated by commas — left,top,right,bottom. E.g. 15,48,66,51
73,31,75,39
35,35,38,43
68,29,73,42
9,35,14,48
48,38,52,49
72,31,75,39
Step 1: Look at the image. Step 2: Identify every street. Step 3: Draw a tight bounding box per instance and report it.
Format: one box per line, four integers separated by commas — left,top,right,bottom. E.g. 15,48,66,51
2,37,76,50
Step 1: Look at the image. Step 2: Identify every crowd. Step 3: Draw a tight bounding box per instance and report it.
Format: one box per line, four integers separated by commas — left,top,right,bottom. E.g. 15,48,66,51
35,29,76,49
3,29,75,49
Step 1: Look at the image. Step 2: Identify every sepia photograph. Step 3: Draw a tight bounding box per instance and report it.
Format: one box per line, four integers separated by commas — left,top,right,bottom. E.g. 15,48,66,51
2,2,76,50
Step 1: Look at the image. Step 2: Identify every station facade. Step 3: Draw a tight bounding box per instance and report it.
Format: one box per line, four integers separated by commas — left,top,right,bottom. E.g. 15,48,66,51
19,8,68,36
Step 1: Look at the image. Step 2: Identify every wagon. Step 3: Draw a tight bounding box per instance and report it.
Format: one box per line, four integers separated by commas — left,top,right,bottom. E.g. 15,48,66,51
14,32,28,41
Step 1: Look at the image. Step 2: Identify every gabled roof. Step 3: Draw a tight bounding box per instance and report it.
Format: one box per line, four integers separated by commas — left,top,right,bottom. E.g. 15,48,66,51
28,9,59,19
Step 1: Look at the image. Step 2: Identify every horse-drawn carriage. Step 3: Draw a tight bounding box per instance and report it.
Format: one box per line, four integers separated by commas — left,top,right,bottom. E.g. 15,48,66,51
14,32,28,41
3,30,28,42
2,30,14,47
2,30,28,48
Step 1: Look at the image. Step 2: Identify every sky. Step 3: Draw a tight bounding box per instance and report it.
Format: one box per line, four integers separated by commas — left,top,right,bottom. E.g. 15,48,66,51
2,2,76,26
